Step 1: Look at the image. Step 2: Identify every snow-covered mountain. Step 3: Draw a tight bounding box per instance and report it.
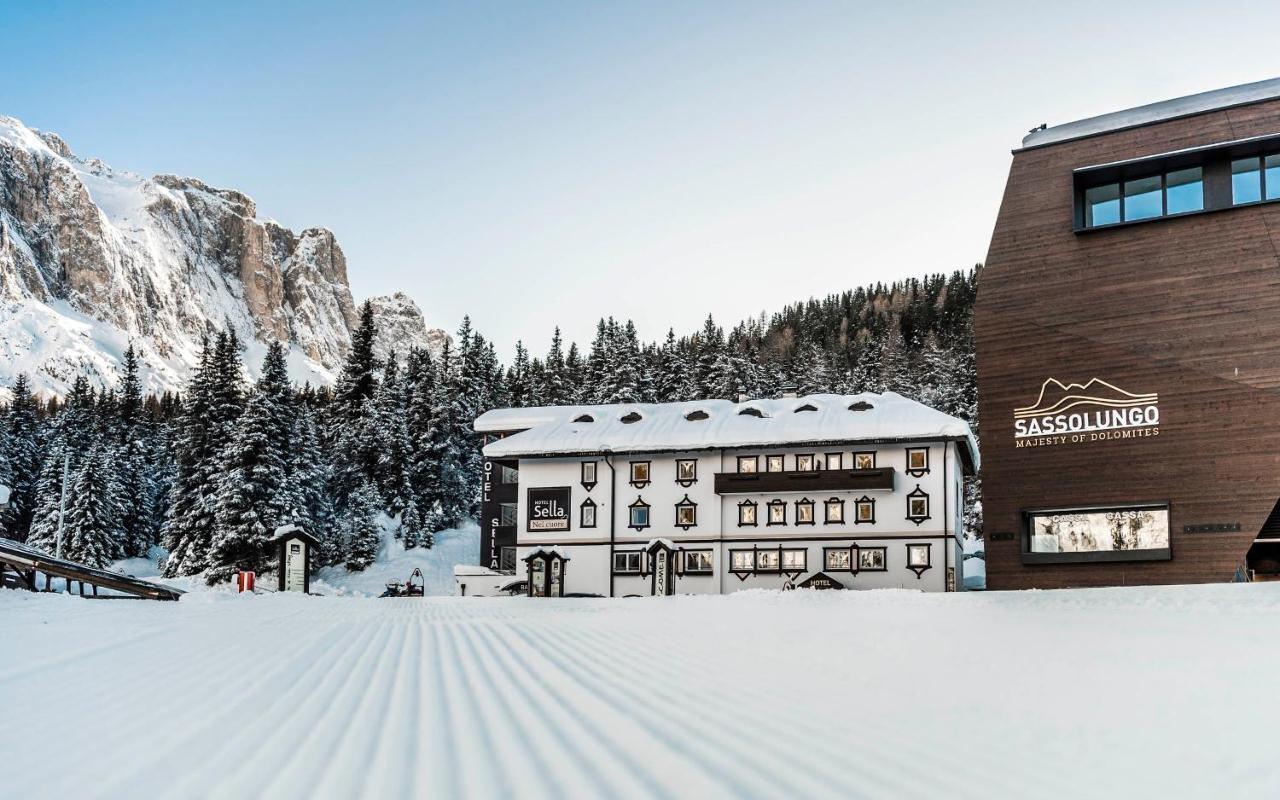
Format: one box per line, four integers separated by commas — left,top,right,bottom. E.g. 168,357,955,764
0,115,445,397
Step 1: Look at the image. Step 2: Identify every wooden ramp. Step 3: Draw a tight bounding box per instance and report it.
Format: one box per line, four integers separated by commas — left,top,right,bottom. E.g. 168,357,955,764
0,538,183,601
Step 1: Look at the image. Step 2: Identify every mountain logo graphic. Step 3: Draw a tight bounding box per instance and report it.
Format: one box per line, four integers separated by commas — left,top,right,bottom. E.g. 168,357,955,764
1014,378,1158,419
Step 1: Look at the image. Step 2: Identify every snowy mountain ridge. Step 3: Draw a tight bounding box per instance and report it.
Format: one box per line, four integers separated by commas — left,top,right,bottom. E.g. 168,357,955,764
0,115,446,397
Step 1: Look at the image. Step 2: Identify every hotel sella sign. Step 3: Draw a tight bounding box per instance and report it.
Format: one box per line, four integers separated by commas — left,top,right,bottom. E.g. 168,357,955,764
1014,378,1160,448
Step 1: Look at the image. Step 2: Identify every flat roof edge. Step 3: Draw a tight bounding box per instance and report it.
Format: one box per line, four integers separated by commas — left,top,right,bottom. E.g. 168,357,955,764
1017,77,1280,152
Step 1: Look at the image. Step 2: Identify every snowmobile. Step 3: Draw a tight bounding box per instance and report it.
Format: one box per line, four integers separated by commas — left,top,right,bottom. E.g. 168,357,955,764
380,567,426,598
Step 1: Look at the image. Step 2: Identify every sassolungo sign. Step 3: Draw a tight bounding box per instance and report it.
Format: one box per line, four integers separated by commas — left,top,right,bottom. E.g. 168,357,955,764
1013,378,1160,448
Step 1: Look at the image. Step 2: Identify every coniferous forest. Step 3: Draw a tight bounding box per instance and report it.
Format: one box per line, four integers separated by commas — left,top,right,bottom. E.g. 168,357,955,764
0,267,981,580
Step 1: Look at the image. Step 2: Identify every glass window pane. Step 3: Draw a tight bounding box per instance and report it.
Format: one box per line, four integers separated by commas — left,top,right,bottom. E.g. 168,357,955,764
1266,155,1280,201
1233,158,1262,204
1085,183,1120,227
1123,176,1162,221
1165,167,1203,214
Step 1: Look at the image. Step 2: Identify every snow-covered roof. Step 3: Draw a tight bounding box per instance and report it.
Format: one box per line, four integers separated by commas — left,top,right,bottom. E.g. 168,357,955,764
1020,77,1280,150
477,393,979,471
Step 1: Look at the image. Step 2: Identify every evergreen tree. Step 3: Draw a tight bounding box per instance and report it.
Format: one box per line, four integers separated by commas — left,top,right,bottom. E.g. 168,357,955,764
344,481,382,571
1,374,42,540
335,300,379,419
61,444,118,568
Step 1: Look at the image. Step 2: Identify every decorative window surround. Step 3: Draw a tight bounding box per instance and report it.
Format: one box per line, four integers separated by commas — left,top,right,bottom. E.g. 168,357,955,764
795,498,816,526
675,495,697,530
906,543,932,578
630,461,651,488
738,499,758,527
767,499,787,526
906,485,931,526
580,498,597,528
628,496,651,530
905,447,930,477
676,459,698,487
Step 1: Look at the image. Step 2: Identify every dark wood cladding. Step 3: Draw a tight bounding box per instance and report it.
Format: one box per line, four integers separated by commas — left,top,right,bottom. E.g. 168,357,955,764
977,96,1280,589
714,468,895,495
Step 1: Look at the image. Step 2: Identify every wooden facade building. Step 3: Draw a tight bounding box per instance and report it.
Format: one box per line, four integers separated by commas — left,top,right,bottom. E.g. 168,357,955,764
977,77,1280,588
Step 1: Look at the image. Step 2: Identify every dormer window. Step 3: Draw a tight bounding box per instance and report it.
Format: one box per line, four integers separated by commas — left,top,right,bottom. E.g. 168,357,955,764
738,407,765,418
620,411,642,424
573,413,594,423
685,409,709,421
848,401,873,412
794,403,818,413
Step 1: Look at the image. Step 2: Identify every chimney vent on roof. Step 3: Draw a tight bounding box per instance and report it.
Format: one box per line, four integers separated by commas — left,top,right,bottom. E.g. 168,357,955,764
736,393,749,403
780,384,798,399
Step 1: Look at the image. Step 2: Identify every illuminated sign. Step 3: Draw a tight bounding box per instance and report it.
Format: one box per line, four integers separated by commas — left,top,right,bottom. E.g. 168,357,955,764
527,487,571,531
1014,378,1160,447
1025,505,1171,563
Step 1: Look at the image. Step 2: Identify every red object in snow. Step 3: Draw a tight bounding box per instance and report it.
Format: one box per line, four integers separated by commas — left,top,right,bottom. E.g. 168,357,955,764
237,571,256,593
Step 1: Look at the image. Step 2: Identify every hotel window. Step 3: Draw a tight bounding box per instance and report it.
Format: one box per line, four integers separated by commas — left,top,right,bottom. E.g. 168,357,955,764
737,455,759,474
730,550,755,573
628,497,650,530
854,496,876,524
796,454,817,472
581,461,597,490
781,549,807,573
795,498,815,526
854,452,875,470
906,544,932,577
580,498,597,528
675,495,697,529
613,551,642,574
765,455,784,473
676,459,697,486
498,503,518,527
825,547,852,571
824,497,845,524
767,499,787,526
859,547,887,571
905,447,930,477
738,500,758,527
825,452,843,471
906,486,930,525
497,464,519,484
630,461,650,488
685,550,713,574
1083,167,1204,227
756,550,781,573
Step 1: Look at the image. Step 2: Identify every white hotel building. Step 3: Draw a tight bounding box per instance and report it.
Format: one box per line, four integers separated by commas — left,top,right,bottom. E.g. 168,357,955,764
471,393,979,596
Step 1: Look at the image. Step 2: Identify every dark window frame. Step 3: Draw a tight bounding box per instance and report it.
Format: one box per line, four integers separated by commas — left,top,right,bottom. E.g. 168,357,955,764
859,546,888,572
905,447,930,477
824,452,843,471
823,546,853,572
824,497,846,525
612,550,643,574
581,460,598,490
765,454,785,473
781,548,807,575
906,485,931,526
906,543,932,578
853,451,876,470
729,548,757,576
755,547,782,574
795,497,816,526
766,499,787,526
737,499,759,527
795,453,817,472
684,549,714,574
675,458,698,487
675,494,697,530
854,495,876,525
629,460,651,488
736,455,760,474
579,497,597,529
628,496,651,531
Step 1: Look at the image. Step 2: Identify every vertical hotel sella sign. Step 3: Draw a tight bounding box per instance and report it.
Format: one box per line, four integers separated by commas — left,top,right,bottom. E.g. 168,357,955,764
1014,378,1160,448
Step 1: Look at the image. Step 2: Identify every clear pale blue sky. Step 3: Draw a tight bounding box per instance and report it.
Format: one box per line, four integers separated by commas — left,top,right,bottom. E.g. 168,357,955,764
4,0,1279,359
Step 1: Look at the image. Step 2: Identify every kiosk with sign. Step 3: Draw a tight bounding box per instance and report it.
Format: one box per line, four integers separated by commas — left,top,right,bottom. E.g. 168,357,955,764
272,523,318,593
524,547,569,597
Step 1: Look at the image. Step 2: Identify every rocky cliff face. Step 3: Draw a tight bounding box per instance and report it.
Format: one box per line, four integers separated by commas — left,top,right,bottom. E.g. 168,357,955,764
0,116,444,396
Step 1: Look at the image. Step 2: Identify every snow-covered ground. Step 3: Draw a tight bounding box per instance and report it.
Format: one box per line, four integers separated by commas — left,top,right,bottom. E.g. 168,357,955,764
2,581,1276,798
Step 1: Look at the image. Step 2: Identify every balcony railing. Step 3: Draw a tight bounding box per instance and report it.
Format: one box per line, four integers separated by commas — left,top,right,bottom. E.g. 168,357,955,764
713,467,895,495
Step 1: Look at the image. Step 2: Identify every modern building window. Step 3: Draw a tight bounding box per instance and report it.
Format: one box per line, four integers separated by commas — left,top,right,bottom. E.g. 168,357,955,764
675,495,697,529
825,452,843,471
630,461,650,488
497,464,519,484
1268,155,1280,200
580,498,597,528
737,455,759,474
905,447,930,477
1084,182,1121,227
854,496,876,524
1233,157,1263,204
730,550,755,573
676,459,698,486
796,454,816,471
756,550,781,573
795,498,815,525
500,547,517,572
581,461,597,489
1123,175,1162,221
628,497,650,530
906,486,930,525
765,455,784,473
824,497,845,524
854,452,875,470
685,550,713,574
859,547,887,571
767,499,787,526
613,551,642,574
825,547,852,571
907,543,932,577
738,500,758,527
498,503,519,527
781,549,807,573
1165,167,1204,214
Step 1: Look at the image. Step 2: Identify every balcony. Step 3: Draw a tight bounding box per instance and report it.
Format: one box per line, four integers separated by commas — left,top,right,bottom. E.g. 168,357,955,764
713,468,895,495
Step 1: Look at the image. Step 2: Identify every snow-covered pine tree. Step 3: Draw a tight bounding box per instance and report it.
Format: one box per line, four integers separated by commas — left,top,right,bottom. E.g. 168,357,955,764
287,404,338,563
208,341,293,582
373,352,413,517
61,444,119,568
507,341,531,408
335,300,379,420
344,480,382,571
0,374,42,540
400,496,425,550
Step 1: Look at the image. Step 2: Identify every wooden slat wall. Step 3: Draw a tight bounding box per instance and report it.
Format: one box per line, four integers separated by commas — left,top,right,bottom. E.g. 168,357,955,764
977,99,1280,589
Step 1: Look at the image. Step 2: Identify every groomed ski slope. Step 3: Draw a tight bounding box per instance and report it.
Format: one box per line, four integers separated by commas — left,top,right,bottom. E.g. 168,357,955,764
2,583,1276,799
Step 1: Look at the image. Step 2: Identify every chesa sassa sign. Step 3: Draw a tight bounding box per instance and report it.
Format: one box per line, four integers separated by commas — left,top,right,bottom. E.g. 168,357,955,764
1014,378,1159,448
